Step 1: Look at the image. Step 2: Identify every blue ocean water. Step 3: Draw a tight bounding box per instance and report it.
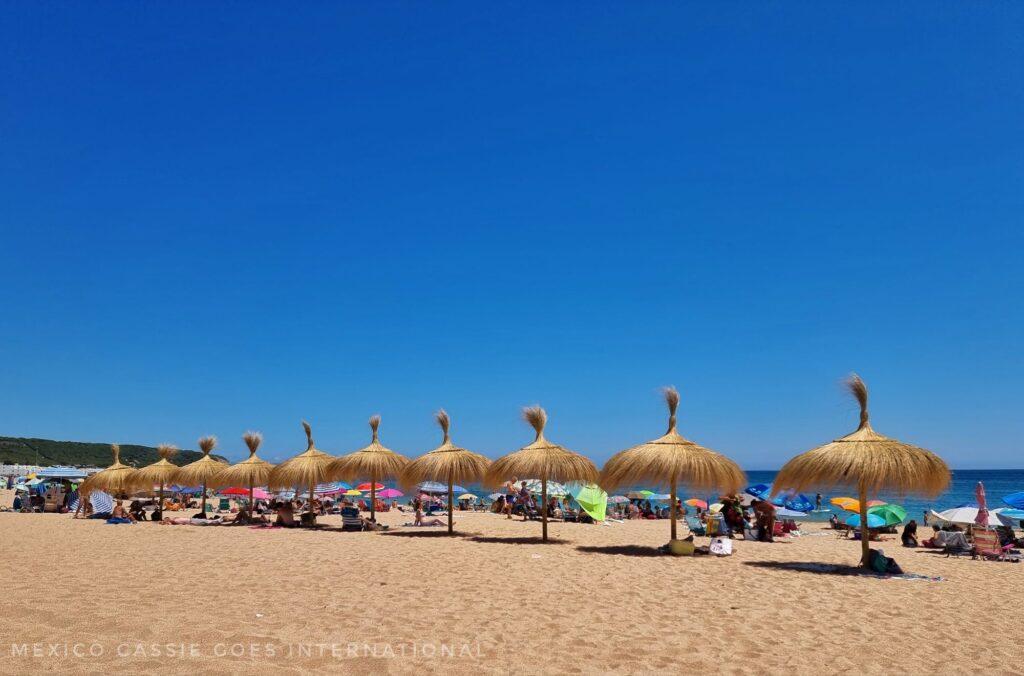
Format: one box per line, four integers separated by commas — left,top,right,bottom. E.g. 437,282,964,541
434,470,1024,524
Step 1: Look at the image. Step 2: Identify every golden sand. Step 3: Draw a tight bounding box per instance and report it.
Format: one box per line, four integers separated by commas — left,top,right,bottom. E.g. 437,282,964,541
1,490,1020,675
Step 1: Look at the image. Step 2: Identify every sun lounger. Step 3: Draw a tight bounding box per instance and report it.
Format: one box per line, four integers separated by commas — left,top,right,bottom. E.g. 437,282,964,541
685,516,706,536
934,531,972,557
972,528,1018,561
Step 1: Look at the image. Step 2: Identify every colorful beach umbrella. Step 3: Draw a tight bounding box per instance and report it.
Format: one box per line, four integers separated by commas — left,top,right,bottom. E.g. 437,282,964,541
866,499,887,507
344,489,362,497
627,490,655,499
746,484,773,500
1002,492,1024,510
377,488,403,499
571,483,608,522
867,503,907,526
457,493,477,501
774,375,950,567
996,509,1024,528
485,406,599,542
356,482,386,491
975,481,989,527
608,495,630,504
600,387,745,542
830,496,858,510
685,498,708,509
845,512,885,528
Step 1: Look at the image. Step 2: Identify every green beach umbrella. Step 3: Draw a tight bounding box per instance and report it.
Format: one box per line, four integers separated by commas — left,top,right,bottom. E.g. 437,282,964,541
867,503,907,526
572,484,608,522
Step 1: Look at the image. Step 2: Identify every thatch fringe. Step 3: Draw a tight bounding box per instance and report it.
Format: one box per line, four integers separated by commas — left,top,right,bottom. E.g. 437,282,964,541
198,436,217,454
522,406,546,440
600,387,745,494
267,421,334,491
847,373,869,429
436,409,451,442
243,431,262,455
156,443,178,460
663,386,679,433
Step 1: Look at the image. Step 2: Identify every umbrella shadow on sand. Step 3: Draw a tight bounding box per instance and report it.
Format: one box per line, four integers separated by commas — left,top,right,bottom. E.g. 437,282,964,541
469,535,569,545
743,561,866,576
383,530,473,539
576,544,664,557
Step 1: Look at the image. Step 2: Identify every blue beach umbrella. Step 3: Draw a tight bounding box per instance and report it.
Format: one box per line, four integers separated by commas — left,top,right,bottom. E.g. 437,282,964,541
1002,492,1024,510
845,513,885,528
745,484,773,500
783,494,815,512
417,481,466,494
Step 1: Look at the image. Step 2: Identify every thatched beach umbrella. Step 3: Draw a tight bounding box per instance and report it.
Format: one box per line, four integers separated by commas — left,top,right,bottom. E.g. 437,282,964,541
212,431,274,509
267,422,335,524
135,443,179,518
175,436,228,514
773,374,950,567
331,415,409,523
601,387,745,542
484,406,599,542
400,410,490,534
80,444,140,498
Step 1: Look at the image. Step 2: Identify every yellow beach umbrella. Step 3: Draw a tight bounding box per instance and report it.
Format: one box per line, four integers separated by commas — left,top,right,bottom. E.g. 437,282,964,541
267,422,335,524
212,431,274,508
135,443,180,517
175,436,228,514
774,374,950,567
400,409,490,535
601,387,745,542
330,415,410,524
485,406,599,542
80,444,139,498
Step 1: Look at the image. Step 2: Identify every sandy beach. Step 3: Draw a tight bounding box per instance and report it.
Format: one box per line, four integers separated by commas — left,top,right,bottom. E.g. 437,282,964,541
1,491,1020,676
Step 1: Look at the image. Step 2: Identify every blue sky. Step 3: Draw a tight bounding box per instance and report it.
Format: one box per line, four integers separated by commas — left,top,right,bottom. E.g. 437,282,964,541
1,3,1021,468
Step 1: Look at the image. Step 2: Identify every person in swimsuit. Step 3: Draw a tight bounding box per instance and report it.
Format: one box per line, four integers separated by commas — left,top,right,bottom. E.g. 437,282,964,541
503,477,518,519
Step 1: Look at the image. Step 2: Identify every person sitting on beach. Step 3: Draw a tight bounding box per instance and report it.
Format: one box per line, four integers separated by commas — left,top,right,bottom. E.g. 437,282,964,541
829,513,839,529
901,520,918,547
129,500,147,521
106,500,135,524
413,504,446,527
518,481,533,522
274,500,296,527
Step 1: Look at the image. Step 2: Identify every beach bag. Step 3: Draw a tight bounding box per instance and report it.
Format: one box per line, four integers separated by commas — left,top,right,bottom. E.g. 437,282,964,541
709,537,733,556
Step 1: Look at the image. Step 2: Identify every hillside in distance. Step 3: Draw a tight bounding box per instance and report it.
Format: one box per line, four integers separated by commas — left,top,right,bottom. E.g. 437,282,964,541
0,436,226,467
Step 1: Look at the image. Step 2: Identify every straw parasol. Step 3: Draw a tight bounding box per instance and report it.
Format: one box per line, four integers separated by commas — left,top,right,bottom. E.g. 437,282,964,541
135,443,180,518
400,409,490,534
601,387,745,541
212,431,275,509
773,374,950,567
79,444,140,498
267,421,335,524
175,436,228,514
484,406,598,541
330,415,410,523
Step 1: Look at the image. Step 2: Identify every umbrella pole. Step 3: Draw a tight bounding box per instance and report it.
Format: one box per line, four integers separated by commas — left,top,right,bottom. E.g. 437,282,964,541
370,472,377,524
541,477,548,542
670,479,677,541
309,480,315,525
201,481,207,514
249,479,254,512
159,481,164,523
447,478,454,535
859,483,870,567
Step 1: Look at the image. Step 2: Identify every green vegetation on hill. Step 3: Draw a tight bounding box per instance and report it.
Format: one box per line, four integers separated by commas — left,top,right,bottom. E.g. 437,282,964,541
0,437,227,467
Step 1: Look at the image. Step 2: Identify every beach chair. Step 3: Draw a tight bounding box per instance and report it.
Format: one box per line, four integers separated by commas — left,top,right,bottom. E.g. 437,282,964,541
972,529,1016,561
217,498,231,512
938,531,972,558
685,516,706,536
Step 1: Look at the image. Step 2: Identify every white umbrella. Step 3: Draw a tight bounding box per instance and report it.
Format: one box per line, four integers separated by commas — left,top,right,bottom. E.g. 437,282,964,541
524,479,568,497
775,507,808,518
608,495,630,504
936,506,1008,527
488,493,503,500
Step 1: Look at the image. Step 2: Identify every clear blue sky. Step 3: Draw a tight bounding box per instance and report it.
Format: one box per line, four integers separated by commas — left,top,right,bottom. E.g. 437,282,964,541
2,3,1021,469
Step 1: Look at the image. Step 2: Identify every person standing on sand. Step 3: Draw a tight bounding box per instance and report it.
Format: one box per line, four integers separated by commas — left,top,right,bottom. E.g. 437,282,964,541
503,477,518,519
519,481,532,521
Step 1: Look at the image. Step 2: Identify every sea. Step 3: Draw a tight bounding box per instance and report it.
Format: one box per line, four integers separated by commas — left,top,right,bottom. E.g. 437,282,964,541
448,469,1024,524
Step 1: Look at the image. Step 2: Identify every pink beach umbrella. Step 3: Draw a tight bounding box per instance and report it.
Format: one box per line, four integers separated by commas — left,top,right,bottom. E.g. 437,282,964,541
975,481,989,527
377,488,403,499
